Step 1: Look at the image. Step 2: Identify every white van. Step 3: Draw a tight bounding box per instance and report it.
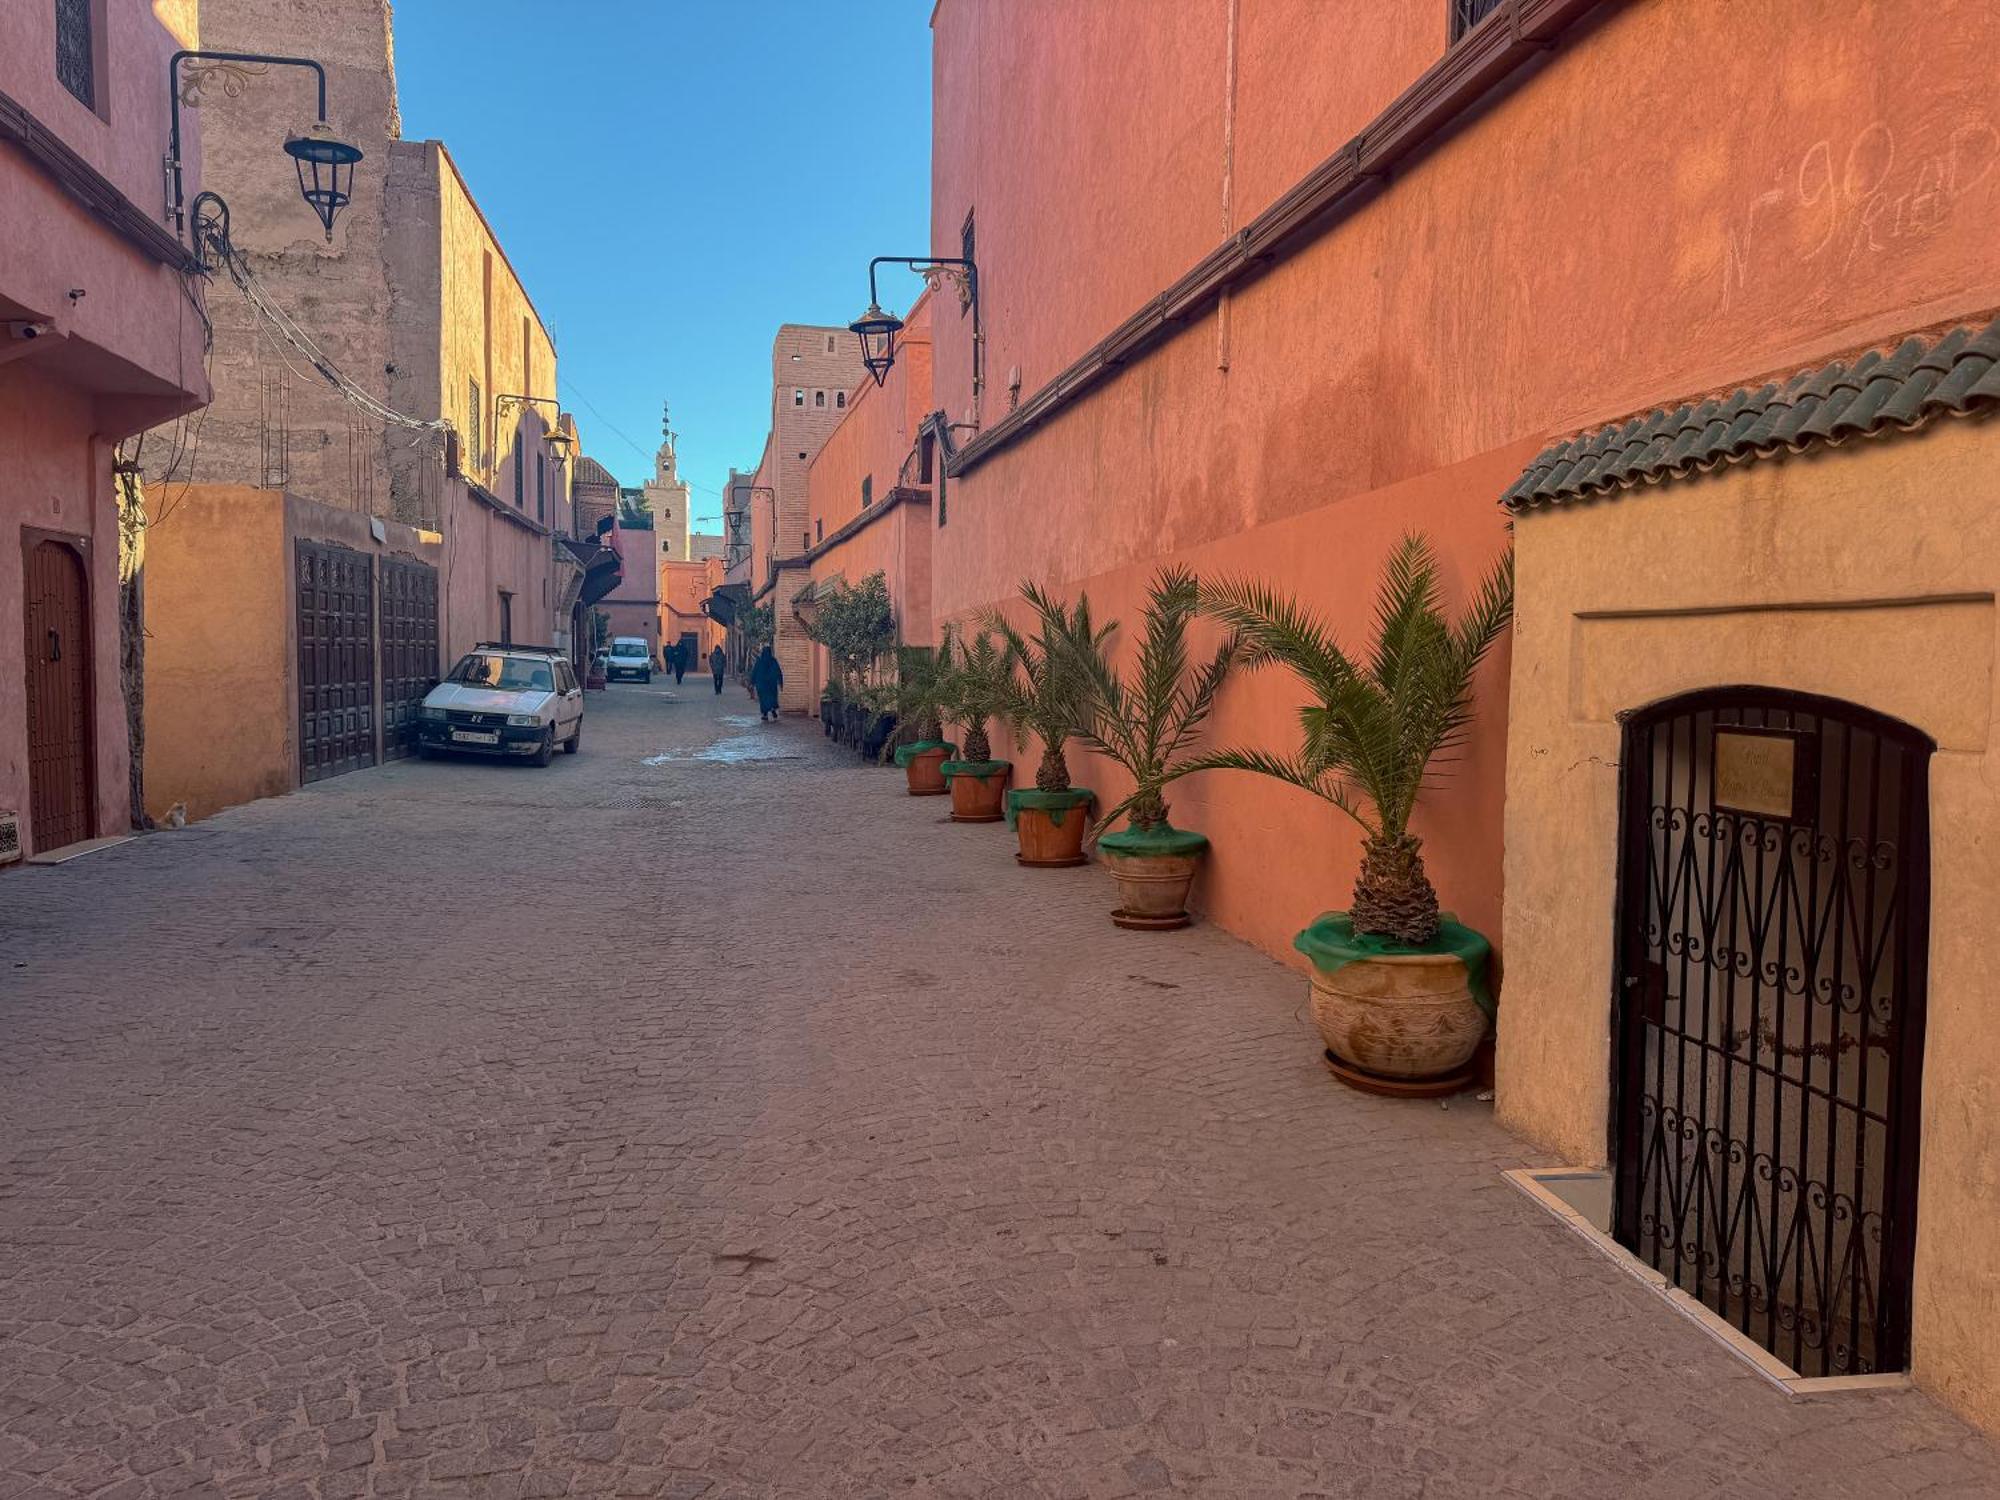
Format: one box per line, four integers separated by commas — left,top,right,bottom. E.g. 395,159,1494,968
606,636,653,683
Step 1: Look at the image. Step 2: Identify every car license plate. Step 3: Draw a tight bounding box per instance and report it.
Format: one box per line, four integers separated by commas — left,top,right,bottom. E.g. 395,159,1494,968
451,730,500,745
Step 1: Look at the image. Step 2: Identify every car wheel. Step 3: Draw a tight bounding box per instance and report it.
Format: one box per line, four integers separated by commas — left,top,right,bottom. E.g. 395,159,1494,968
533,727,555,767
564,721,582,754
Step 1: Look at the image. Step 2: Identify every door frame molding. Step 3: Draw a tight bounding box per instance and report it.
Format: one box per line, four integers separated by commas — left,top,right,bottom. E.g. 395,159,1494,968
20,526,98,851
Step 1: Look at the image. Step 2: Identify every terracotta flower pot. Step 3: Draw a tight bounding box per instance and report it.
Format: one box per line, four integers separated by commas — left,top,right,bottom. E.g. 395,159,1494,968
1295,913,1492,1094
1098,823,1210,930
899,742,954,796
1307,951,1486,1080
942,760,1010,822
1009,789,1094,867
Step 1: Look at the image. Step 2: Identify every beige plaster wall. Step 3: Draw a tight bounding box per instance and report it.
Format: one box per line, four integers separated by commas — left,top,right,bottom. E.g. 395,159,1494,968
1497,414,2000,1432
142,486,292,823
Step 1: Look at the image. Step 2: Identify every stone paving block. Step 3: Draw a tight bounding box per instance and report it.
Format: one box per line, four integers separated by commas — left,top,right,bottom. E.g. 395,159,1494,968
0,688,1995,1496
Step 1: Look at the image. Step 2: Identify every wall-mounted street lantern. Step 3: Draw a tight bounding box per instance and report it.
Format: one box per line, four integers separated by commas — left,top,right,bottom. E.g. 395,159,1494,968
723,484,774,571
284,122,363,240
495,394,573,462
168,50,363,253
849,255,979,389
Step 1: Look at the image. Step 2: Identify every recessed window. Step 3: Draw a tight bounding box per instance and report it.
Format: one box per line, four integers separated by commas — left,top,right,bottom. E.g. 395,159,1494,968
825,335,836,353
814,390,826,408
513,431,525,507
815,519,824,543
467,379,483,473
1449,0,1504,42
861,475,873,509
536,453,546,522
959,209,976,315
54,0,96,111
836,391,847,409
794,389,805,406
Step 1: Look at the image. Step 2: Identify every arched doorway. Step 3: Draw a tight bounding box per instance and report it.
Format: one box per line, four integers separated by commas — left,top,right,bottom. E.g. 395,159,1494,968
22,536,96,853
1612,687,1932,1377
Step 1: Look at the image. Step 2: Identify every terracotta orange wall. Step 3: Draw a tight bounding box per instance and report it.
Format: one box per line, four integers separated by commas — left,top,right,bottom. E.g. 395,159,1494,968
803,496,937,702
979,445,1524,967
660,557,724,657
928,0,2000,971
807,294,935,546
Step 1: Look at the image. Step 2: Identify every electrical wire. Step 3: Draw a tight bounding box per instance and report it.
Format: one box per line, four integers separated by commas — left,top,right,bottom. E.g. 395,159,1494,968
199,222,452,439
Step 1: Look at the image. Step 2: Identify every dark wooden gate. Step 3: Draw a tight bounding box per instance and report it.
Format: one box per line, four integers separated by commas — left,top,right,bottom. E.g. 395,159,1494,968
1613,687,1931,1377
296,541,376,784
379,557,439,761
22,536,94,852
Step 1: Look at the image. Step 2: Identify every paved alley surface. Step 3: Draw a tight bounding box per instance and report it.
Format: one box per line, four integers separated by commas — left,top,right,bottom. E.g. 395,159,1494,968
1,686,1995,1499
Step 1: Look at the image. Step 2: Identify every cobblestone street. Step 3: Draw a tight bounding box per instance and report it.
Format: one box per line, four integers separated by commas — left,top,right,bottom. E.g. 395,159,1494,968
1,686,1994,1499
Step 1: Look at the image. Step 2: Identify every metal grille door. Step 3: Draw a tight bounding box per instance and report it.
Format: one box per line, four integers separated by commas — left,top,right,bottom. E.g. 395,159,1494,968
379,558,439,761
296,541,376,784
1613,688,1931,1377
23,539,94,852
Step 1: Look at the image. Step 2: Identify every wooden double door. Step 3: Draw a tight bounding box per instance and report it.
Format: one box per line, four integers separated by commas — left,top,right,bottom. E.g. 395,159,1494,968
22,535,95,853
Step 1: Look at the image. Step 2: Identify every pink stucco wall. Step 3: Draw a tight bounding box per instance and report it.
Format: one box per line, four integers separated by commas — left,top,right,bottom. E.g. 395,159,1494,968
2,0,210,852
442,483,557,660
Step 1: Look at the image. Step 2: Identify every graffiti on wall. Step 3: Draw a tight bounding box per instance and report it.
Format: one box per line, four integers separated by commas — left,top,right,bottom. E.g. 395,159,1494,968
1722,117,1997,312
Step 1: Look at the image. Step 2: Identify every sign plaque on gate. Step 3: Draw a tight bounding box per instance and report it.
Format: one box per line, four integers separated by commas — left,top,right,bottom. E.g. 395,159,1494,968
1713,727,1815,820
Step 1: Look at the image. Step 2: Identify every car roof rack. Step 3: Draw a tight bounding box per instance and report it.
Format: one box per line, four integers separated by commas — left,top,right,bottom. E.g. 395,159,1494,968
473,641,566,656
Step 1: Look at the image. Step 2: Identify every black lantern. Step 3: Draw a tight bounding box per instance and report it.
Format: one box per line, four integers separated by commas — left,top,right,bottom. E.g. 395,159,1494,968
850,256,977,390
168,51,363,252
284,123,364,242
849,302,905,387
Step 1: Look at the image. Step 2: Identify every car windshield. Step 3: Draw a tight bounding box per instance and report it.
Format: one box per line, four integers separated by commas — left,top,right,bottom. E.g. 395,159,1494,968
448,654,553,693
610,642,647,658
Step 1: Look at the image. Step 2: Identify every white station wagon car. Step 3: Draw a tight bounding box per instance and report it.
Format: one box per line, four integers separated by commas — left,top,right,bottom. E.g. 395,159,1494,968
417,645,583,766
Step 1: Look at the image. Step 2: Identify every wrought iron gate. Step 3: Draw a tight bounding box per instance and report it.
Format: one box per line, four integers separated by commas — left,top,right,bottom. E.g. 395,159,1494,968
1613,687,1931,1377
296,541,376,784
379,558,439,762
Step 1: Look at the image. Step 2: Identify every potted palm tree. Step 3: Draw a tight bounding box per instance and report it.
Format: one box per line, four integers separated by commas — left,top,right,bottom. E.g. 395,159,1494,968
1193,534,1513,1094
883,634,959,795
939,630,1012,824
991,584,1111,867
1067,567,1236,928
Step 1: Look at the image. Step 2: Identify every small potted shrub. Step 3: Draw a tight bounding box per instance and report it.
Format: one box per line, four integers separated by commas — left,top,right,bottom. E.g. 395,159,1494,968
882,634,958,795
939,631,1012,823
992,584,1110,867
1193,534,1513,1093
1070,567,1236,928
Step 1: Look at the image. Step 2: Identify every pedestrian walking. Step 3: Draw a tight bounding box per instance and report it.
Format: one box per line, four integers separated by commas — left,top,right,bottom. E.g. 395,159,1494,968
710,644,727,695
749,644,783,721
672,643,687,685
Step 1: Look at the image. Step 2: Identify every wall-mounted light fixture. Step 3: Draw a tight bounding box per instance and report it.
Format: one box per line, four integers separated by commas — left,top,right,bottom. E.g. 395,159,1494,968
849,255,979,391
495,394,573,462
167,50,363,255
723,484,774,571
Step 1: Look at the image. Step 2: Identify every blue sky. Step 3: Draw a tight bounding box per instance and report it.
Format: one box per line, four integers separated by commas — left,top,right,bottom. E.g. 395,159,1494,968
395,3,937,529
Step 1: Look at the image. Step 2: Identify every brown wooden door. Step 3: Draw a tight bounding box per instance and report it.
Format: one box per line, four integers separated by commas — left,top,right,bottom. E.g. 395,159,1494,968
380,558,439,762
296,540,376,784
23,537,94,852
